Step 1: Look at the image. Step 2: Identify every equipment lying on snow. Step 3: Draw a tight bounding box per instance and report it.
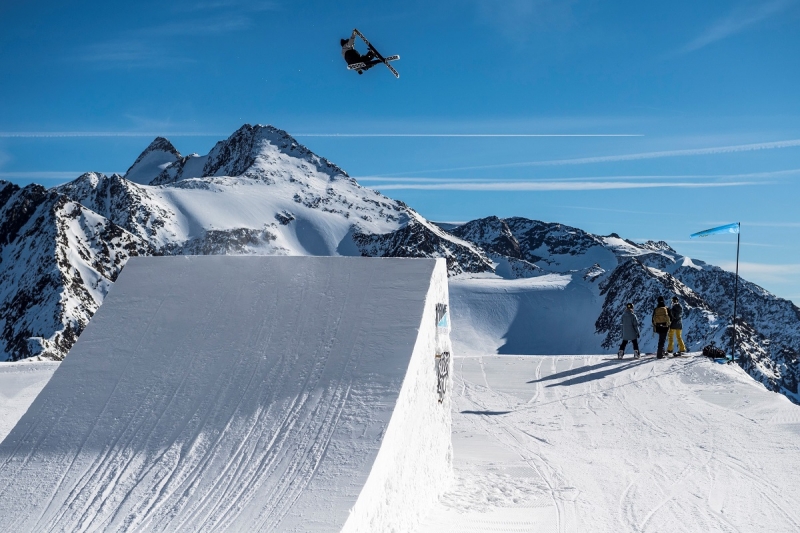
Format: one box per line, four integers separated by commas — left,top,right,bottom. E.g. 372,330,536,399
702,341,727,359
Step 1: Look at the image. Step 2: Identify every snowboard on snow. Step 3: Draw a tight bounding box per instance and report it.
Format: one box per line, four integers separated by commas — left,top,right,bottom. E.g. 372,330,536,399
350,29,400,78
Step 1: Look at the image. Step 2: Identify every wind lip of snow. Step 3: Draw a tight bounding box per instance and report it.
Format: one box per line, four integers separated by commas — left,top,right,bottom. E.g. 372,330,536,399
451,273,572,290
644,266,668,279
681,256,703,270
603,236,642,253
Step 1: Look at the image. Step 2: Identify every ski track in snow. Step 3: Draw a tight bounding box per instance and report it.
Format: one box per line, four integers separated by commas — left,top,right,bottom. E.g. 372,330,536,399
3,352,800,532
416,353,800,533
0,257,452,533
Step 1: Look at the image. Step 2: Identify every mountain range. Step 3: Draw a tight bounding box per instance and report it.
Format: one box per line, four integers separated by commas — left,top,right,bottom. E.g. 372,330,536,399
1,124,797,403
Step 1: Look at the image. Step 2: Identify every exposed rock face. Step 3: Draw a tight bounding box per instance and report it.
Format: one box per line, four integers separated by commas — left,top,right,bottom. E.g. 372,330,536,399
353,217,493,275
0,182,152,361
450,216,522,259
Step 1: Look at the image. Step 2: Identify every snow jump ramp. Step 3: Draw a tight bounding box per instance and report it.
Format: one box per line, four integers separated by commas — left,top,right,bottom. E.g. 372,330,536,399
0,256,453,532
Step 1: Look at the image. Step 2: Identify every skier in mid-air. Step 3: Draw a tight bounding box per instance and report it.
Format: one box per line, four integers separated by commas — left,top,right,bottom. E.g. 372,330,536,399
341,30,378,74
340,28,400,77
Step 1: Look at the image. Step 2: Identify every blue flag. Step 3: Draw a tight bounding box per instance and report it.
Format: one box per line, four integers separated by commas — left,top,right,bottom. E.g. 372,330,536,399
690,222,740,239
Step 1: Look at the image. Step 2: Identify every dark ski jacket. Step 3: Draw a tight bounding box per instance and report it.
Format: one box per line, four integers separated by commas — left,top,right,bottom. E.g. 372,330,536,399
669,303,683,330
621,309,640,341
341,34,356,59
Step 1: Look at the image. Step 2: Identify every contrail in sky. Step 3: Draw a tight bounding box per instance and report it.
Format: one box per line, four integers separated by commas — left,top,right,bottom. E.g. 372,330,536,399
0,132,643,138
370,181,757,191
375,139,800,175
293,134,644,137
356,169,800,183
0,132,221,138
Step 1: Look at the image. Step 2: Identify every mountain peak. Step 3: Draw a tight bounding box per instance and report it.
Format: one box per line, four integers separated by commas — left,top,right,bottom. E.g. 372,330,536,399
201,123,348,181
124,137,182,185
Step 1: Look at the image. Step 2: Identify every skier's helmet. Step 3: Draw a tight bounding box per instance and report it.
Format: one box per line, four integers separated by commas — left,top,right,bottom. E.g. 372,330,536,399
340,38,348,46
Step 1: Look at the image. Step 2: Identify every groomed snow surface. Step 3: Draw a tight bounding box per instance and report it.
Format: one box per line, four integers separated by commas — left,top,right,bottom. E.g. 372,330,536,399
2,260,800,532
0,361,58,440
415,354,800,532
0,256,453,533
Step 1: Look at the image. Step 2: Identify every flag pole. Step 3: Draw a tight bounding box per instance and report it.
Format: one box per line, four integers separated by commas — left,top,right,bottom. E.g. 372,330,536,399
731,225,740,364
689,222,742,363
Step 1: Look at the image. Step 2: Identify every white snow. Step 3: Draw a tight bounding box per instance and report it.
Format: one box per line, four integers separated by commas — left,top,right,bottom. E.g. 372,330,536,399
343,259,453,533
416,353,800,533
124,149,179,185
0,360,59,441
3,299,800,532
0,256,452,532
681,256,703,270
180,154,208,179
450,274,604,356
126,176,407,252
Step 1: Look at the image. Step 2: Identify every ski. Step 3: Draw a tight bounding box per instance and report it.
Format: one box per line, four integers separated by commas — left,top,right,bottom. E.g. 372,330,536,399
353,28,399,78
347,55,399,71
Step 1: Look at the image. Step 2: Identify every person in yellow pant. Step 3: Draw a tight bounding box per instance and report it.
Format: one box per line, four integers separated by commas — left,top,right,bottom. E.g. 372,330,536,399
667,296,687,355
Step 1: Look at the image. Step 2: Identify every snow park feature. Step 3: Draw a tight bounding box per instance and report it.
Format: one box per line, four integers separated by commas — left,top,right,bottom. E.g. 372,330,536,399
0,256,453,532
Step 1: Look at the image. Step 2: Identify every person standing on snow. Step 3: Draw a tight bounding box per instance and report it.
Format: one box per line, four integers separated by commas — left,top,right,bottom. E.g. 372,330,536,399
667,296,687,356
341,30,377,74
652,296,672,359
618,302,641,359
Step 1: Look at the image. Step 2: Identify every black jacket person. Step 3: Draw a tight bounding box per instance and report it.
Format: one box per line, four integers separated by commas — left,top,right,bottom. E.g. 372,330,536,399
652,296,671,358
668,296,687,355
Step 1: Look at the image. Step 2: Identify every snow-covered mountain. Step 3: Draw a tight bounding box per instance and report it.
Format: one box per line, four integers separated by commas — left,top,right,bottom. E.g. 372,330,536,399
1,124,798,402
0,124,489,362
448,216,799,401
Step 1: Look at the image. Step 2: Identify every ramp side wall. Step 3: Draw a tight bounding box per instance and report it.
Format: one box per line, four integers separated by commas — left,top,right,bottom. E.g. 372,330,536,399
341,258,453,533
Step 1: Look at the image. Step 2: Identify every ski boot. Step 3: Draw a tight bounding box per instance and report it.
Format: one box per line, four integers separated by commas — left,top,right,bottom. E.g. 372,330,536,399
634,350,640,359
617,349,624,360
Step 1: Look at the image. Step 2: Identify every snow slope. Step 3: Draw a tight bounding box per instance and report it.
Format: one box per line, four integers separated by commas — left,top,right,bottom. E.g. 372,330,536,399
0,256,453,532
449,275,602,357
417,354,800,533
0,361,58,440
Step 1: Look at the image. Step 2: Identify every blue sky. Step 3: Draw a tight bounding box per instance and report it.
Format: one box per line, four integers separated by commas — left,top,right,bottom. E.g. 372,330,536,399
1,0,800,302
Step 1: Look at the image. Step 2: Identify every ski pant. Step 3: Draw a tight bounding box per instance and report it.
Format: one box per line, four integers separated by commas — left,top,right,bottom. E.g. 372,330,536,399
655,325,669,356
345,49,376,66
667,329,686,353
619,339,639,352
